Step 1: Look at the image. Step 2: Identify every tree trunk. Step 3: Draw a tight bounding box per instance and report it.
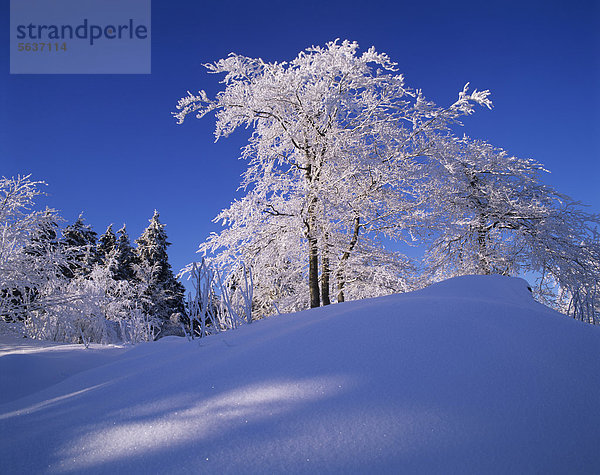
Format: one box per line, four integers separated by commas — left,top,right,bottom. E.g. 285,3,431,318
321,235,331,306
469,175,491,275
476,213,490,275
336,216,360,303
303,158,322,309
308,230,321,308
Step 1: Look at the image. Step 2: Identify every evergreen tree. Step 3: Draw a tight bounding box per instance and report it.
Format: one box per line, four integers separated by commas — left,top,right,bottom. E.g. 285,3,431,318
24,210,60,259
113,224,137,282
135,211,186,322
97,224,117,268
60,213,98,279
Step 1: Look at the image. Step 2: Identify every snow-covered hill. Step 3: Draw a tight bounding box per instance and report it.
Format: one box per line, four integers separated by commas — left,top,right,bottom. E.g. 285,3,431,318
1,275,599,473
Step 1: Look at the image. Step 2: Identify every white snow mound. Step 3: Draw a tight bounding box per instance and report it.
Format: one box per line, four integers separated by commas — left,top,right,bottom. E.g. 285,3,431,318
1,274,599,474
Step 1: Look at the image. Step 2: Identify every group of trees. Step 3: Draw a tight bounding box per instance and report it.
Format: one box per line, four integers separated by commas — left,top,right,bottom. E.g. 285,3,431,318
2,40,597,346
0,176,186,344
175,39,599,324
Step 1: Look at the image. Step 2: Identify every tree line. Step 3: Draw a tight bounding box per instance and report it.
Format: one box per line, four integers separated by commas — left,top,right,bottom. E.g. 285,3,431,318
0,177,186,345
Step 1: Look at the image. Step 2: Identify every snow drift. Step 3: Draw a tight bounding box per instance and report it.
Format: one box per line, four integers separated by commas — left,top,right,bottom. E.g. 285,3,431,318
1,275,599,473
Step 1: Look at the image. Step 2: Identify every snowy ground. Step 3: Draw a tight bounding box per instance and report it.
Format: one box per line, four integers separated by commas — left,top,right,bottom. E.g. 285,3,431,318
1,275,599,474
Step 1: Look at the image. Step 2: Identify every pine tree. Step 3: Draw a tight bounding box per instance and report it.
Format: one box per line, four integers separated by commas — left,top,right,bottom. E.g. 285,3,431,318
60,213,98,279
113,224,137,282
135,210,186,322
97,225,117,267
24,210,60,258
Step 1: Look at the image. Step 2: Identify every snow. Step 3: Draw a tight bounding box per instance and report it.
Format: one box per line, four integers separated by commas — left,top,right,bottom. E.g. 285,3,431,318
1,275,599,473
0,336,128,405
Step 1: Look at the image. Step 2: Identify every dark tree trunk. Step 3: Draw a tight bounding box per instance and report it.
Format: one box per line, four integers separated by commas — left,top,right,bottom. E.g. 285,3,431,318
476,213,490,275
337,216,360,303
308,230,321,308
321,235,331,306
303,158,322,309
469,175,491,275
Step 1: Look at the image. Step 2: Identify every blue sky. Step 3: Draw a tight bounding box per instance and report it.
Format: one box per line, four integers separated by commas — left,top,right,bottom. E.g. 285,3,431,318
1,0,599,283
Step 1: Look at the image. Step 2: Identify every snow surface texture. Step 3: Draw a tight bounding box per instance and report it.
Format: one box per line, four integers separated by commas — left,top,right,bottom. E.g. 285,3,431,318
1,275,599,474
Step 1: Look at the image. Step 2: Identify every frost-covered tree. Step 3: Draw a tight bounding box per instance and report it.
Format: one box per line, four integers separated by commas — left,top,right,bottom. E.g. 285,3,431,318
135,211,186,322
424,137,547,276
23,210,60,258
97,224,117,269
27,265,159,345
0,176,68,320
424,136,600,324
5,211,62,319
60,213,98,279
175,39,491,311
0,175,168,342
113,224,137,282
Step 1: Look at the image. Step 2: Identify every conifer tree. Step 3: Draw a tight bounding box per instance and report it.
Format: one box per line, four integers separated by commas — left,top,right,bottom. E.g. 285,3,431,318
114,224,137,282
24,211,60,259
60,213,98,279
135,211,186,322
97,224,117,268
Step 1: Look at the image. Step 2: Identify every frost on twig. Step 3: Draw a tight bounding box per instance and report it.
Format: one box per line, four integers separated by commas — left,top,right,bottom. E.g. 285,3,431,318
187,259,253,338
